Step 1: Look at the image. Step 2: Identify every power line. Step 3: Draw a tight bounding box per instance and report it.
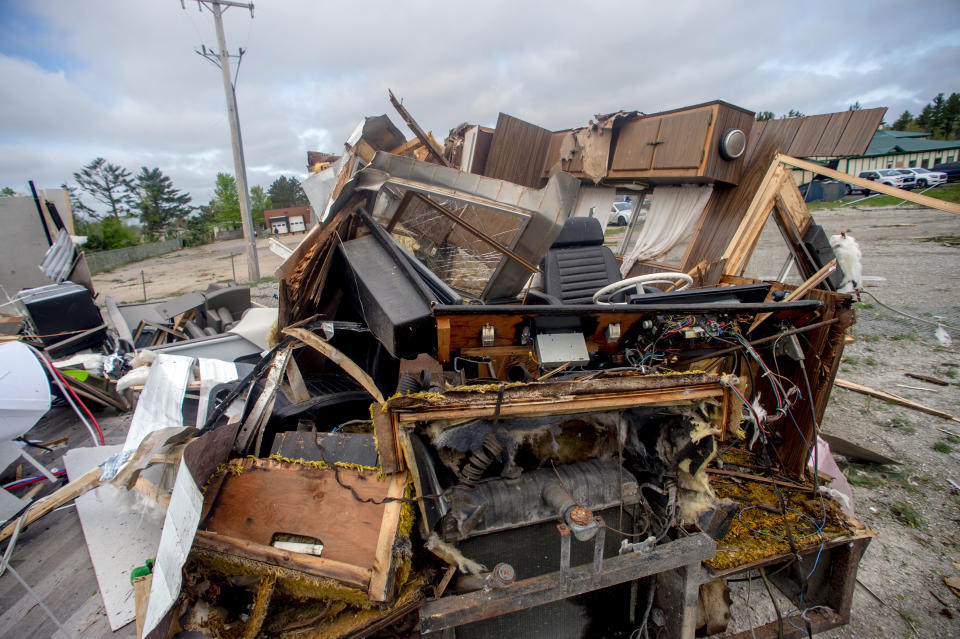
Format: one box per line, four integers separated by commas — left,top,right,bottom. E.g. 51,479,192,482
182,0,260,282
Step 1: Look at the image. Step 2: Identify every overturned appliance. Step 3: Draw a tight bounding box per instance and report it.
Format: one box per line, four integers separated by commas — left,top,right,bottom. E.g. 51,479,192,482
143,100,881,639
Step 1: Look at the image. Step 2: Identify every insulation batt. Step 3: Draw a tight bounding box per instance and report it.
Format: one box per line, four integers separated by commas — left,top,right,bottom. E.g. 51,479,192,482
830,233,862,293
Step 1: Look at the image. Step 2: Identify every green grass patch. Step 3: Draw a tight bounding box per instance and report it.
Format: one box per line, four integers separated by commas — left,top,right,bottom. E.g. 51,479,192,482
858,183,960,208
853,302,874,310
933,441,953,454
865,356,879,366
890,502,925,529
947,435,960,444
946,369,958,380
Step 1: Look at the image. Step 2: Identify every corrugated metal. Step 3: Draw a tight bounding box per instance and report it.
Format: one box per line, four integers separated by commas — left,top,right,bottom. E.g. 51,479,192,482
39,229,75,283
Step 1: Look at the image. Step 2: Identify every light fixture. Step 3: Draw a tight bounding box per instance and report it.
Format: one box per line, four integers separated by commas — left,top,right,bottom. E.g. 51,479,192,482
719,129,746,161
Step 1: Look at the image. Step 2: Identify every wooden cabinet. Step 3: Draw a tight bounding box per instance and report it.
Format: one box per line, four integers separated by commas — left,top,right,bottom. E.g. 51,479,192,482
607,101,753,185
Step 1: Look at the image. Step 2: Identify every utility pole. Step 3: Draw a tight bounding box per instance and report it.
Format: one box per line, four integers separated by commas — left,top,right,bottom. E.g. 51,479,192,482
185,0,260,282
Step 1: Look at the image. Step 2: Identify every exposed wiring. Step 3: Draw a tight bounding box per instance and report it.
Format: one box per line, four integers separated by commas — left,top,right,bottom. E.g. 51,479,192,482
3,469,67,491
26,345,103,446
859,289,960,331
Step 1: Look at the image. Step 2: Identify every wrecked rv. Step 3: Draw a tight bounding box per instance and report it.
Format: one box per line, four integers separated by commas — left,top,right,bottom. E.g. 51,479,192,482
13,96,949,638
128,100,887,639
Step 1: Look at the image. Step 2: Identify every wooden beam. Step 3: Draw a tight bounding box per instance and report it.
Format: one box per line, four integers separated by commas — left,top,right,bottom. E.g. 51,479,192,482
192,530,372,589
834,378,960,423
722,161,789,275
777,154,960,215
284,356,311,404
367,473,407,602
747,259,837,333
373,408,404,474
284,327,384,403
388,89,450,167
0,466,102,543
395,384,724,423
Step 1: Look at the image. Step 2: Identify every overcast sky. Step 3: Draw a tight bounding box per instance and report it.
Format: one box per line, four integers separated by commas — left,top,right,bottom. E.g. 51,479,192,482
1,1,958,214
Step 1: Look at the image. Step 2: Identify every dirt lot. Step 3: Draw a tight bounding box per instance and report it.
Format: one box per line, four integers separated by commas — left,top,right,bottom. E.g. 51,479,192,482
86,206,960,637
91,234,305,307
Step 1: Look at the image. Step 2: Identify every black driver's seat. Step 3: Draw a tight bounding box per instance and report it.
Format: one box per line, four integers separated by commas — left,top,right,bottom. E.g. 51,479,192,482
540,217,621,304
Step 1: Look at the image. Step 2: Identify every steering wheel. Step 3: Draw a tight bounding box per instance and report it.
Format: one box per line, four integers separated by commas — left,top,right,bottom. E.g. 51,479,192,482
592,272,694,304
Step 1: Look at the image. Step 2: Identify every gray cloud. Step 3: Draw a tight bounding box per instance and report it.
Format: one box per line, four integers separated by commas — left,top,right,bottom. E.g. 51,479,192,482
1,0,958,211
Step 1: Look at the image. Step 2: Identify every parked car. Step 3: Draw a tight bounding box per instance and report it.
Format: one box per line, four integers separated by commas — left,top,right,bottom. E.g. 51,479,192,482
931,161,960,182
899,167,947,188
608,201,633,226
855,168,914,193
797,179,851,202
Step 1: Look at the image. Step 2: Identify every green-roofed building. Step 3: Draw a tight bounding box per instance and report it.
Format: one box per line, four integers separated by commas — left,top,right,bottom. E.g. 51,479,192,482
836,129,960,175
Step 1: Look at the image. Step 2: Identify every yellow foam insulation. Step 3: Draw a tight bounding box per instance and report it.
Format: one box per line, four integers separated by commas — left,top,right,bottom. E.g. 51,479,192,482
190,550,374,608
705,477,853,572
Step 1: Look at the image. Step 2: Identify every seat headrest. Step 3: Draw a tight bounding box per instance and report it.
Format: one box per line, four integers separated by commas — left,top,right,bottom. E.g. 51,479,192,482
550,216,605,248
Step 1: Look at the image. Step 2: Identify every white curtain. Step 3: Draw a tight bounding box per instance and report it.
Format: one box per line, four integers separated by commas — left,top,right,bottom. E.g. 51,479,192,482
620,184,713,276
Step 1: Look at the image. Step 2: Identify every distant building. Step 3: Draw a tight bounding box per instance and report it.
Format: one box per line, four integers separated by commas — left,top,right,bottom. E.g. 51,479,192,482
837,129,960,174
792,129,960,185
264,206,311,235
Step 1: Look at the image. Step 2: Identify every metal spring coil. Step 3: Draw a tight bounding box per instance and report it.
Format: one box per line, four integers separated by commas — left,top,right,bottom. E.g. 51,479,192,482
460,432,504,487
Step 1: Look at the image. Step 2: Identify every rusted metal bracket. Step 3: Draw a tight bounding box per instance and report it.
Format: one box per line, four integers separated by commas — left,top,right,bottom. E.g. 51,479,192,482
419,532,715,635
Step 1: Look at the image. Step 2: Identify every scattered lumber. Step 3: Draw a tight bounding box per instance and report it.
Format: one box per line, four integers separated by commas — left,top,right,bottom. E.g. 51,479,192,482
835,378,960,424
388,89,450,167
819,433,897,465
905,373,949,387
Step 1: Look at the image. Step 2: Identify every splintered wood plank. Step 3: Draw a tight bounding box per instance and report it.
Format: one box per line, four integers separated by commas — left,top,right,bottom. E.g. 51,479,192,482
834,379,960,423
284,327,384,403
778,155,960,215
201,458,393,570
373,408,404,474
367,473,407,602
193,531,371,589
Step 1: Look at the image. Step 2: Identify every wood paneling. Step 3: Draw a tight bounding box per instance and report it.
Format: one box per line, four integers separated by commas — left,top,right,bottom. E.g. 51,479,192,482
833,108,886,156
705,105,755,184
610,117,661,171
201,457,394,571
654,108,713,169
681,116,801,279
786,113,834,157
482,113,554,188
810,111,852,157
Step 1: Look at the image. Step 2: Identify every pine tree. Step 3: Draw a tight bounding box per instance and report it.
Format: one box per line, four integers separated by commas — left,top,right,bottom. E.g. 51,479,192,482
892,111,914,131
134,167,193,239
72,158,135,218
267,175,307,208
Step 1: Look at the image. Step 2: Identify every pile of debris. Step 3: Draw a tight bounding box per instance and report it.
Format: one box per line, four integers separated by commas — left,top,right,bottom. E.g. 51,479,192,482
3,92,958,639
